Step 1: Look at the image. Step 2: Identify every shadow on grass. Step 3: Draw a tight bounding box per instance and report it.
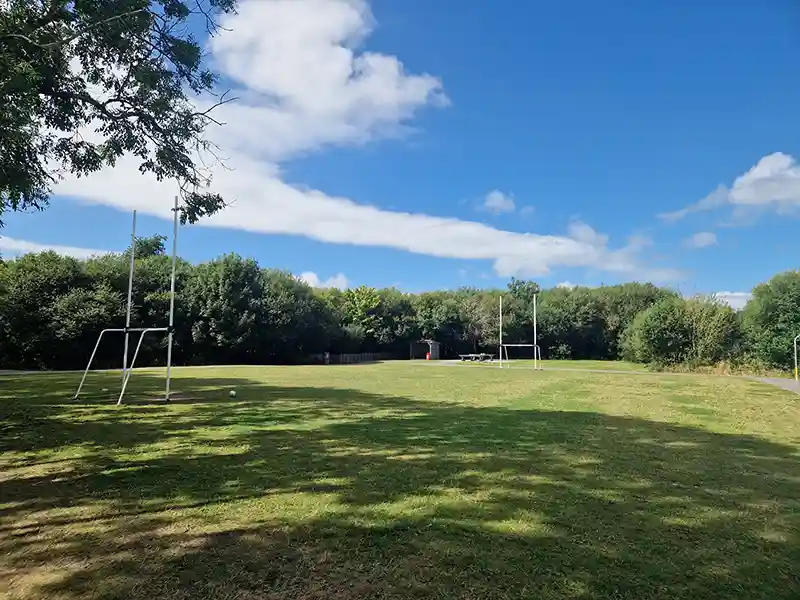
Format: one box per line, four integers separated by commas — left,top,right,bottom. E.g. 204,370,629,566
0,370,798,599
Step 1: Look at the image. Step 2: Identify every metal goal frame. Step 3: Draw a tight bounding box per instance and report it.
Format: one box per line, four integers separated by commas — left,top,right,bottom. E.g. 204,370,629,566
72,196,180,405
498,295,543,370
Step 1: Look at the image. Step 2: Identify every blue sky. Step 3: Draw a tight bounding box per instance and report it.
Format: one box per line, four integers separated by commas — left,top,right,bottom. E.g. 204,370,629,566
4,0,800,307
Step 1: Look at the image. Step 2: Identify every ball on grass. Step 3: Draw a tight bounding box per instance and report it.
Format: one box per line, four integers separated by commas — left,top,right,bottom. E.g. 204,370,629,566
229,389,237,398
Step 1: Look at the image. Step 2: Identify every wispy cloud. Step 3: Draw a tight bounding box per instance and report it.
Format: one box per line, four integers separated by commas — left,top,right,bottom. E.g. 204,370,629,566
660,152,800,223
53,0,677,282
714,291,752,310
299,271,349,289
479,190,516,215
683,231,717,248
0,237,112,259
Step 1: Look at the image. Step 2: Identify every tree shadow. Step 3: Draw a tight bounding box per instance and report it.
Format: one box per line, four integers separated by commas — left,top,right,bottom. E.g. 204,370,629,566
0,371,798,599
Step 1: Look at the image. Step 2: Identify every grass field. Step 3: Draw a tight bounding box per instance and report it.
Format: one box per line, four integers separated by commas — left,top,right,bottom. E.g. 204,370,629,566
1,362,799,599
464,359,648,371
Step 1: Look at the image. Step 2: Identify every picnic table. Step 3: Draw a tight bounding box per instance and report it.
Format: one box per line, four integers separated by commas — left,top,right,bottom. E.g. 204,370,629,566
459,353,493,362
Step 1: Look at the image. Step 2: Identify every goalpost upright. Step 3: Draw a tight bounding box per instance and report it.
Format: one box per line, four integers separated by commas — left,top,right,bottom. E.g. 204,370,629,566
532,293,541,369
122,211,136,383
498,293,542,369
73,196,180,404
499,295,503,368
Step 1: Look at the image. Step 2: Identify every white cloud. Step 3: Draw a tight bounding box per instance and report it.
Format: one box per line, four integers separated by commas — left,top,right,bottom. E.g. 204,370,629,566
555,281,576,289
567,220,609,247
714,291,752,310
0,237,111,259
683,231,717,248
660,152,800,222
480,190,516,214
299,271,349,289
206,0,447,161
52,0,676,283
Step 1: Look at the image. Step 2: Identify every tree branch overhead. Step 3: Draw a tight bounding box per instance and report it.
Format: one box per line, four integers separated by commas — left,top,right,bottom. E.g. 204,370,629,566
0,0,239,225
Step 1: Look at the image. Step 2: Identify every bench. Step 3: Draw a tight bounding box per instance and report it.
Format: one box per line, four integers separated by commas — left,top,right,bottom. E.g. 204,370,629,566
459,353,493,362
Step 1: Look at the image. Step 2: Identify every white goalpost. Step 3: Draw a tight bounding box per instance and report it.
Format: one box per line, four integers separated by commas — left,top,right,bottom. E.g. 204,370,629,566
73,196,180,405
498,294,542,370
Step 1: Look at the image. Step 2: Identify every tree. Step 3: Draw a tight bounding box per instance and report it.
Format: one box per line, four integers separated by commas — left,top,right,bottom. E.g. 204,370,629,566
621,297,692,365
0,0,237,225
596,283,678,358
0,251,87,368
684,296,741,366
413,291,465,355
459,290,498,351
184,254,264,363
341,286,382,347
741,270,800,369
373,288,419,351
507,278,540,307
536,287,606,359
133,235,168,257
0,241,790,372
259,270,336,362
50,282,124,368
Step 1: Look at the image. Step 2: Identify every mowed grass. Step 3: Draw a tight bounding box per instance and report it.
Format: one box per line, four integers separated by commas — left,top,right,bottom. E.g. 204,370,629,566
1,363,799,600
463,358,647,371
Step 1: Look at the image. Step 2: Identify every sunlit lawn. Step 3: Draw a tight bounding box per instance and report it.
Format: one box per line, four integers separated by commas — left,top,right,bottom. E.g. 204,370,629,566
1,362,798,599
464,358,647,371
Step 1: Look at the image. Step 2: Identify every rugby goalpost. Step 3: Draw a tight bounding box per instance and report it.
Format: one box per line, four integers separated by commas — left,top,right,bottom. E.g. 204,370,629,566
73,197,180,405
498,294,542,369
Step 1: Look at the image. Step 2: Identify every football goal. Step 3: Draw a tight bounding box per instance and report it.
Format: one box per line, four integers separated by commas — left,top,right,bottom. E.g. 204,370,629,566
498,294,542,370
73,197,180,405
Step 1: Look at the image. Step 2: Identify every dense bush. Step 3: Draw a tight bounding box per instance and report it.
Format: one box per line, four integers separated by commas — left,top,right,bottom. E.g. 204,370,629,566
741,270,800,369
684,297,741,366
621,297,692,365
621,296,742,367
0,241,796,371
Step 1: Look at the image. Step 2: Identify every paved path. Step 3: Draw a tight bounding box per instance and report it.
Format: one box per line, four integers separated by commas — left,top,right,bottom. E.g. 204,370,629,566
749,376,800,393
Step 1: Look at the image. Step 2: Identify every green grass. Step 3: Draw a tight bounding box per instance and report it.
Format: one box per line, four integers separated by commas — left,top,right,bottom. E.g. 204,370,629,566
1,363,798,600
540,359,646,370
466,359,647,371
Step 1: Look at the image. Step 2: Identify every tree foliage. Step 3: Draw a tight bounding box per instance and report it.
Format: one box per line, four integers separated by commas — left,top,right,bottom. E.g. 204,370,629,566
0,0,238,225
741,270,800,369
621,297,692,365
621,296,741,367
0,247,796,371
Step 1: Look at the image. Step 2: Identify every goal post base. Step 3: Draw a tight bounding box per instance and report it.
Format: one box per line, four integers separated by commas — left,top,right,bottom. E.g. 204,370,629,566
499,344,543,369
73,327,173,406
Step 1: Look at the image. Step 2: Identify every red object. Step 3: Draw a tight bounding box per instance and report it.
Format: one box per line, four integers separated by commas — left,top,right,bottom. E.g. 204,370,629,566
426,352,431,360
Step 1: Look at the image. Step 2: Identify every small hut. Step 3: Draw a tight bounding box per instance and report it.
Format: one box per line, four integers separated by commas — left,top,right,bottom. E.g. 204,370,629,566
409,339,442,360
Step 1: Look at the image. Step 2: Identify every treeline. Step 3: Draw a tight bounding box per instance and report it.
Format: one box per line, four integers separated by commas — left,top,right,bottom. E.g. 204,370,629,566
1,236,798,372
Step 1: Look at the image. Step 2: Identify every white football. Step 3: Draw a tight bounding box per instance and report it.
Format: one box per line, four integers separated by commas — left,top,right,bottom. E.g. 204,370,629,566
229,390,237,398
